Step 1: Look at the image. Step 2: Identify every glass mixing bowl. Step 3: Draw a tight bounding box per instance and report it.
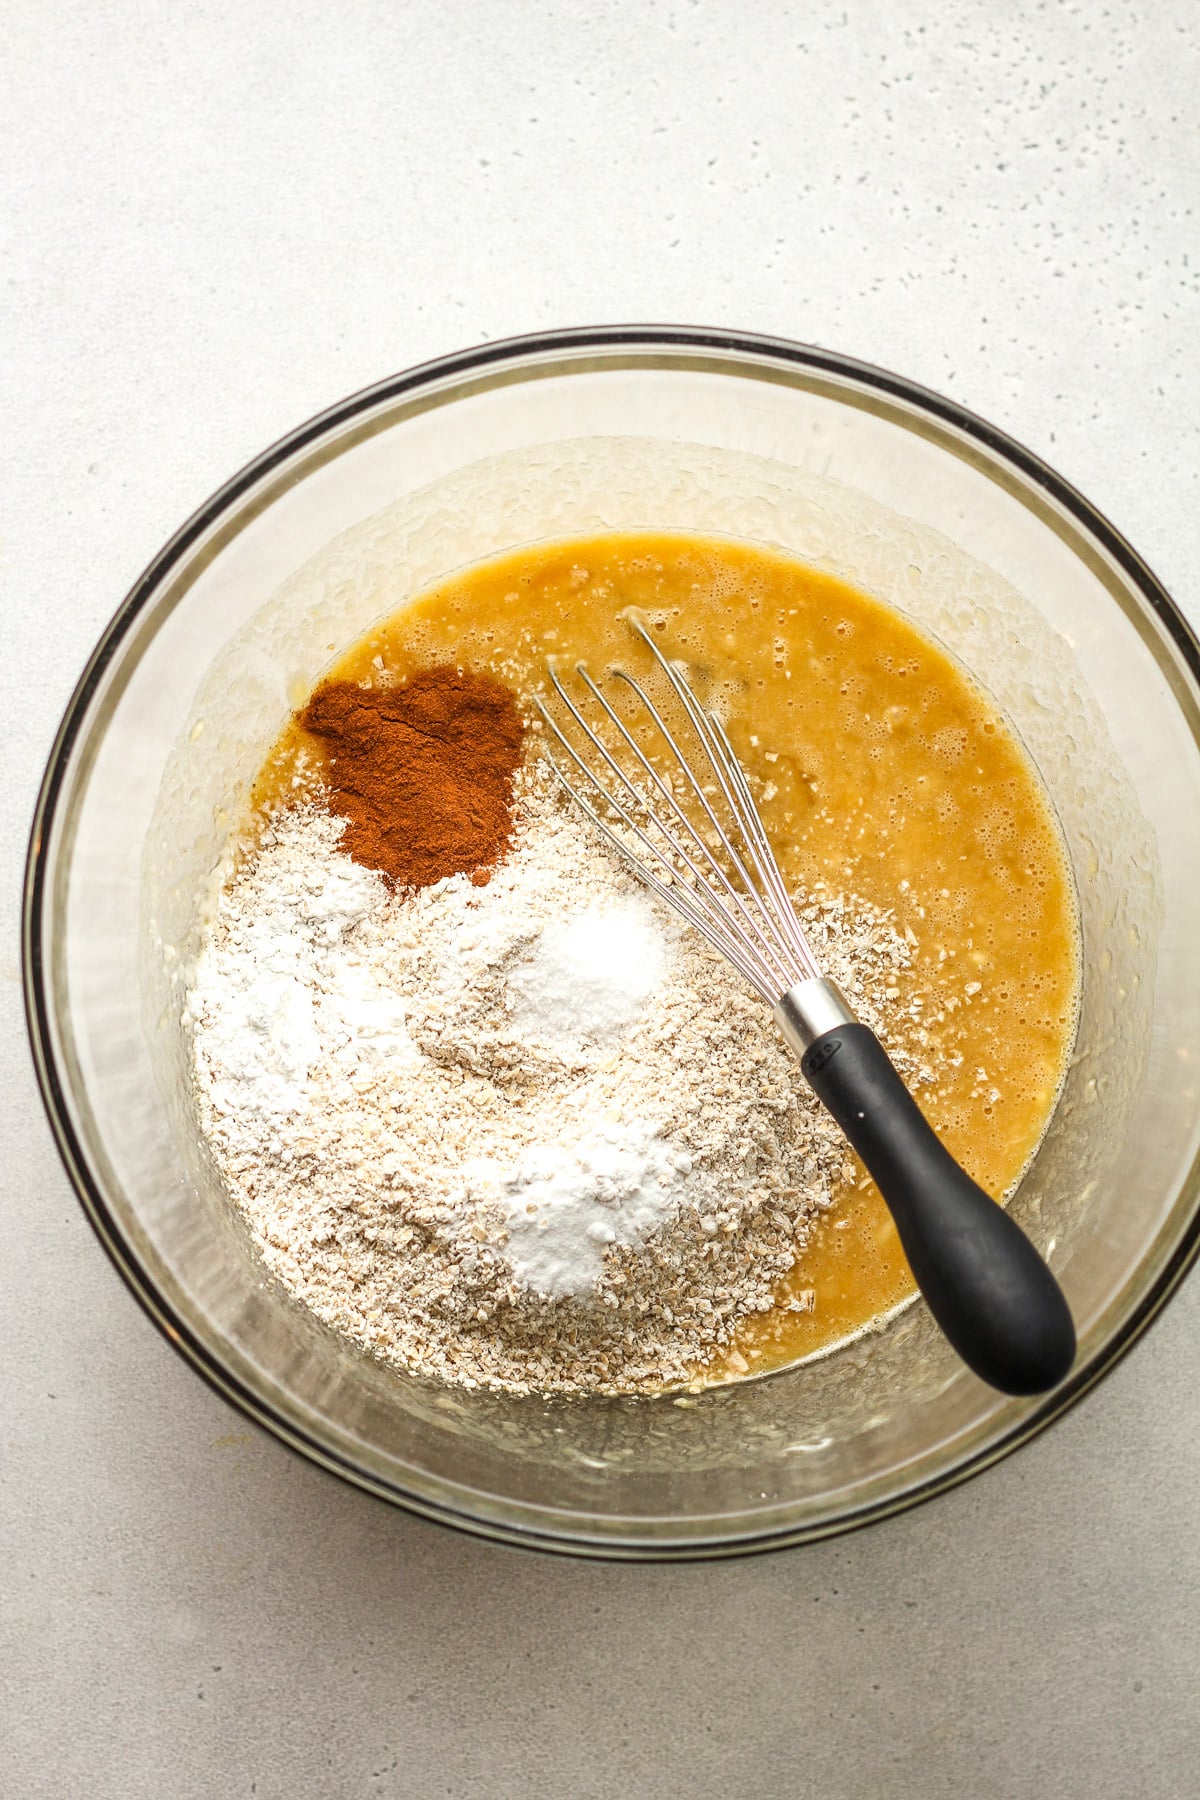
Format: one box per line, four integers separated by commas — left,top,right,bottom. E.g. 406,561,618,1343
24,327,1200,1558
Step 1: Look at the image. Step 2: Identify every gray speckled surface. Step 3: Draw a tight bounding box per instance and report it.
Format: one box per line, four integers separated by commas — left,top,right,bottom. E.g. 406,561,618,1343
3,4,1199,1795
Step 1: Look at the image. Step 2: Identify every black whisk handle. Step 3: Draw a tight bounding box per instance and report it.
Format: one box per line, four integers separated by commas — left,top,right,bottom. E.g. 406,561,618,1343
800,1022,1075,1395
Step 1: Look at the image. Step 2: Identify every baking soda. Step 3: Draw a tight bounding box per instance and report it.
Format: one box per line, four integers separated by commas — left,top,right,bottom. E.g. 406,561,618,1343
506,895,669,1057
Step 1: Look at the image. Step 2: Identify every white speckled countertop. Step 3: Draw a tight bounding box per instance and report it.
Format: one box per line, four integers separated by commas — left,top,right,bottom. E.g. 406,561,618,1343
3,4,1199,1794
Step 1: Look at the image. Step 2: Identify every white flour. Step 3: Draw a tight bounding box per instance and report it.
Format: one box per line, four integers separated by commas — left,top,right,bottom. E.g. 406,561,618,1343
189,829,405,1120
189,766,924,1394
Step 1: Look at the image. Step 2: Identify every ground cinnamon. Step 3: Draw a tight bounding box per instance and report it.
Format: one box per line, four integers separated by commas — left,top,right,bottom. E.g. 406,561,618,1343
300,666,525,888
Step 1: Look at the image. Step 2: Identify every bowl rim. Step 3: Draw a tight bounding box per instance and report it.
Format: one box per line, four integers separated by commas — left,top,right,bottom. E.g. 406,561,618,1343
22,323,1200,1559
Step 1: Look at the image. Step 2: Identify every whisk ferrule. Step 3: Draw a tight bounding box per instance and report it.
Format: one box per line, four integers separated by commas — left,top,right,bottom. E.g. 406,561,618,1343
773,978,859,1058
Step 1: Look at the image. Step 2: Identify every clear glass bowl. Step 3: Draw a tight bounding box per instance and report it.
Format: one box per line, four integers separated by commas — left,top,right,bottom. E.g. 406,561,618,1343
24,327,1200,1558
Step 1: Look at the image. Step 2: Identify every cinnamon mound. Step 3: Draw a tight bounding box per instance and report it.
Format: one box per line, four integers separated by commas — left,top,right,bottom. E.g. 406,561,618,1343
300,666,525,888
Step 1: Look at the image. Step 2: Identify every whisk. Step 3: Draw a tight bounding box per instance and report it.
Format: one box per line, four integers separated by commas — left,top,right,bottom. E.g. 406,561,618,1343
535,613,1075,1396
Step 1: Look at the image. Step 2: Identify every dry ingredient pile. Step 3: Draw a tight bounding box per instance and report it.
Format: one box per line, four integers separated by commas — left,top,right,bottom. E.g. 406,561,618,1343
188,666,929,1395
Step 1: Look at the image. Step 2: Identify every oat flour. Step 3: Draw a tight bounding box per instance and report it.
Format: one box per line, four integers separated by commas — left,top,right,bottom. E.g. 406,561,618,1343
188,766,922,1394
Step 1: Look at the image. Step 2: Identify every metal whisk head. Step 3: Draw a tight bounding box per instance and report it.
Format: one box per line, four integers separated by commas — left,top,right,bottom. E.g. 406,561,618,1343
534,612,822,1004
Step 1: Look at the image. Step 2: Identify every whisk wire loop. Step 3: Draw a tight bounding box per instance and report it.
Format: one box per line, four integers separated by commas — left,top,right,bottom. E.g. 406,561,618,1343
599,668,799,992
535,727,779,997
623,620,822,987
537,676,783,996
536,618,821,1003
704,708,804,941
622,647,808,979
